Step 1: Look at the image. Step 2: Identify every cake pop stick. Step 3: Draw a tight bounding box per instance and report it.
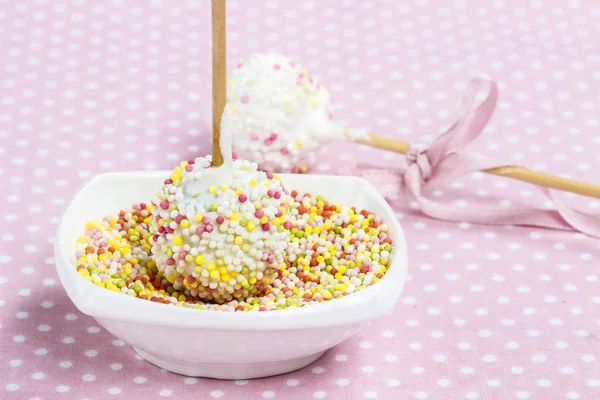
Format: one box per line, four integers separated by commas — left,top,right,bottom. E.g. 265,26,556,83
227,52,600,200
354,133,600,199
211,0,227,167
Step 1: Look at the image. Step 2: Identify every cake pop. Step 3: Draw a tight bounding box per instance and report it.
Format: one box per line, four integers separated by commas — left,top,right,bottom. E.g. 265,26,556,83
226,52,367,173
149,106,293,303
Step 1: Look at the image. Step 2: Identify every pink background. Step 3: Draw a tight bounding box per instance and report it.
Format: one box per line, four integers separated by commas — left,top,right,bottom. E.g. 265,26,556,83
2,0,600,399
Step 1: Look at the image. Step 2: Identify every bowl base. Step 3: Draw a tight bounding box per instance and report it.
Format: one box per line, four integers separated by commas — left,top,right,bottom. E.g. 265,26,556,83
133,347,326,379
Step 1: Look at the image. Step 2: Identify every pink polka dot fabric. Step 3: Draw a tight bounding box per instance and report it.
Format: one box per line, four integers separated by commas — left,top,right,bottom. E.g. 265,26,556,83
1,0,600,399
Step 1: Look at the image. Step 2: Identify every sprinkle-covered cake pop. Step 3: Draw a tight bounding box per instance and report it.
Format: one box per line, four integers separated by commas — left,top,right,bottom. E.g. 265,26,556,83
149,107,293,303
227,52,364,173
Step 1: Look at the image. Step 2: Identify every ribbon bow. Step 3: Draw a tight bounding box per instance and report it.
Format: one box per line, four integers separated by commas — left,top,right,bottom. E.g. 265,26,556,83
339,75,600,238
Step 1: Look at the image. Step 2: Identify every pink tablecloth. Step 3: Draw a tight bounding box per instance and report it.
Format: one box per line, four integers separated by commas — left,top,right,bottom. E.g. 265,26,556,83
2,1,600,399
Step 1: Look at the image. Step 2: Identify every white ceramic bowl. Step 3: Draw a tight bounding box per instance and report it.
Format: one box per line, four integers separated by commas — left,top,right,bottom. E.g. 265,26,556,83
55,171,408,379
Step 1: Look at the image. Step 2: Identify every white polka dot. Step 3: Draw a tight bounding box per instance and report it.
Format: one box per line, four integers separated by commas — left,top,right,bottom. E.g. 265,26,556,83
34,348,48,356
63,337,75,344
363,391,378,399
359,341,372,349
537,379,551,387
516,392,529,399
32,372,45,380
59,361,72,368
263,391,275,399
335,354,347,362
6,384,19,391
85,350,98,357
56,385,70,393
111,363,123,371
337,379,349,386
314,391,327,399
9,359,22,367
13,335,25,343
159,389,172,397
312,366,324,374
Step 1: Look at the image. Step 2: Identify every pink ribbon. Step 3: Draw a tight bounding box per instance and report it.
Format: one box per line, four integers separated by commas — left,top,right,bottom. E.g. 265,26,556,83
338,75,600,238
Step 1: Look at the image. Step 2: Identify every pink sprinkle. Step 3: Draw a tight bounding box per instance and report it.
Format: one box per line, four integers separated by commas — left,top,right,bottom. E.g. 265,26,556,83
239,194,248,202
255,210,264,218
267,189,275,197
237,62,244,69
202,216,211,224
164,178,173,185
185,164,193,172
241,95,249,104
153,234,159,242
267,254,275,264
232,151,239,160
266,171,274,179
280,148,289,155
166,258,175,265
264,139,274,146
179,251,188,259
196,225,205,234
250,133,260,141
283,221,291,230
205,224,214,233
140,203,147,209
175,215,184,224
269,133,278,140
216,216,225,224
176,276,184,282
158,226,165,233
166,227,174,234
328,112,333,120
160,201,169,210
291,166,300,173
262,223,271,231
187,276,196,284
273,64,281,70
276,209,283,217
274,191,281,199
188,160,195,165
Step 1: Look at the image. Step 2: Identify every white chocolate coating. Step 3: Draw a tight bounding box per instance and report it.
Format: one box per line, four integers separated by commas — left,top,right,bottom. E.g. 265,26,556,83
149,107,292,303
227,52,348,173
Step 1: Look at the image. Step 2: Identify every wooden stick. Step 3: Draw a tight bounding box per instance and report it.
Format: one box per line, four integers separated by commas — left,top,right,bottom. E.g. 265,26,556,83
356,133,600,199
211,0,227,167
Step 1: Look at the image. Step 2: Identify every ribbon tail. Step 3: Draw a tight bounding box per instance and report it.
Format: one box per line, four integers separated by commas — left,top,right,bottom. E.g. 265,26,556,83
406,169,600,238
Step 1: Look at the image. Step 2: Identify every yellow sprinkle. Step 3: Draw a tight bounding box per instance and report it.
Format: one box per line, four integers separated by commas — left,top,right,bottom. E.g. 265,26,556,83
272,217,281,226
246,222,256,231
234,236,243,245
195,255,205,265
235,188,243,195
172,236,183,246
338,265,347,274
130,258,139,265
300,165,308,172
207,263,216,271
185,254,193,263
316,256,324,263
210,270,220,280
180,219,190,229
249,277,257,285
85,221,96,230
230,213,239,221
195,213,203,222
249,179,257,187
260,216,268,224
307,97,319,107
264,181,270,188
321,290,333,300
98,254,107,261
230,105,238,115
295,141,302,149
220,184,228,191
209,186,217,194
222,274,230,282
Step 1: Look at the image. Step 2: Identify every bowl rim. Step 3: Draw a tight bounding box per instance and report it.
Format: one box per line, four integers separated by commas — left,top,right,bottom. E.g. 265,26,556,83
56,171,408,330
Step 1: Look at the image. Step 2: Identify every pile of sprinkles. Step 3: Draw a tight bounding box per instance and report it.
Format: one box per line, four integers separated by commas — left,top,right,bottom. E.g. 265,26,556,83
72,172,394,313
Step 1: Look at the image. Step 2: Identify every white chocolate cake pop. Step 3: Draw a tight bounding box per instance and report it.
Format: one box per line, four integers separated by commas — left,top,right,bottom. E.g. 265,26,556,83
227,52,366,173
149,106,293,303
